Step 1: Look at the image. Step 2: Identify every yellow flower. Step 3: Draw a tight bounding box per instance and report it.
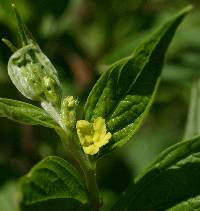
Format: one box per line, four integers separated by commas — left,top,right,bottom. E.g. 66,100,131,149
76,117,112,155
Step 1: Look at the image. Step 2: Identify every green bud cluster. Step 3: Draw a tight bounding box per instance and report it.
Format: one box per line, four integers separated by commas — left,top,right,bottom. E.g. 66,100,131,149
61,96,78,130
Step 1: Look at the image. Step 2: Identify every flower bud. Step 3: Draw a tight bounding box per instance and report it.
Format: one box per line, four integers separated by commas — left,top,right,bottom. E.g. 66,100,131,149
8,43,62,106
61,96,78,130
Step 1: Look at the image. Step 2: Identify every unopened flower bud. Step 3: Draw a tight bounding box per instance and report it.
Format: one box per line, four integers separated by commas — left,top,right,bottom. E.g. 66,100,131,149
8,43,62,106
61,96,78,130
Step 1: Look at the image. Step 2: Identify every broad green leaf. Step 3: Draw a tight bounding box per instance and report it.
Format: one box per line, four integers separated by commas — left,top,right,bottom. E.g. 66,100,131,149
112,136,200,211
184,78,200,139
0,98,59,129
167,195,200,211
84,6,192,153
20,156,88,211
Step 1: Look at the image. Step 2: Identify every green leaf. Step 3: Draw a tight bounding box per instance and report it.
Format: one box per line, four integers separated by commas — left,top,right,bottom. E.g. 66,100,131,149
84,6,192,153
20,156,88,211
167,195,200,211
0,98,59,129
112,136,200,211
184,78,200,139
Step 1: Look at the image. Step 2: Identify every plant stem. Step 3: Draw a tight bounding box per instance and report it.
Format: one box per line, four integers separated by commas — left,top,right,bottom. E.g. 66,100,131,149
68,145,101,210
46,100,101,210
82,160,101,211
42,100,101,209
57,129,101,210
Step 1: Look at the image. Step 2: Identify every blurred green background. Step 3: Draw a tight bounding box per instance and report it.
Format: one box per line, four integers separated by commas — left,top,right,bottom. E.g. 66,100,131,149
0,0,200,210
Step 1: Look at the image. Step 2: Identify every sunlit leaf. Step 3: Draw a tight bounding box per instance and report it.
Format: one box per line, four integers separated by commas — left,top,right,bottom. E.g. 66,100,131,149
0,98,59,129
84,6,192,154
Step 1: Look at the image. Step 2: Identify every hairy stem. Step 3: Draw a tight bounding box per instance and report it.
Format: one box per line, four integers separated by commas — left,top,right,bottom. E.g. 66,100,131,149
57,129,101,210
44,101,101,210
82,160,101,211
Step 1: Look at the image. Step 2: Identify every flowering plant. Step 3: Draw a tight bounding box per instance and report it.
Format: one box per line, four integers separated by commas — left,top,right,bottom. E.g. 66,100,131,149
1,3,199,211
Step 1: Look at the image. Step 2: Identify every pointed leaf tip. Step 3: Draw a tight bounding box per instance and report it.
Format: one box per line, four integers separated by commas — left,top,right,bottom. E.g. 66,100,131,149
11,1,28,46
2,38,17,52
84,5,193,157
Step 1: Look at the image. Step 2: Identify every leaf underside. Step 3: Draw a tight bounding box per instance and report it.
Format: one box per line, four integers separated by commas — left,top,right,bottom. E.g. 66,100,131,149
84,6,192,154
20,156,88,211
112,136,200,211
0,98,59,129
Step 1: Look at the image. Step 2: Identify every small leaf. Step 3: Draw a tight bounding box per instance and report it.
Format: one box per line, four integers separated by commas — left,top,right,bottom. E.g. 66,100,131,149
112,136,200,211
20,156,88,211
184,78,200,139
0,98,59,129
84,6,192,153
